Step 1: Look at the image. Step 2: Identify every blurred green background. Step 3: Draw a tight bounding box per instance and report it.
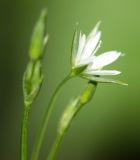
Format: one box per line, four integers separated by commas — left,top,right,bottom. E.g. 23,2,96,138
0,0,140,159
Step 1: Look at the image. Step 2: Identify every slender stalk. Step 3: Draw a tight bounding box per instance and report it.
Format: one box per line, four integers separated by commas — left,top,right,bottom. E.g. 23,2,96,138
47,130,65,160
21,104,30,160
31,72,74,160
47,81,97,160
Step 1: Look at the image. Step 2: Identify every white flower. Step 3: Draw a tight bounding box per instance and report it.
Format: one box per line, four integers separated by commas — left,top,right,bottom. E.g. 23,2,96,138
71,22,127,85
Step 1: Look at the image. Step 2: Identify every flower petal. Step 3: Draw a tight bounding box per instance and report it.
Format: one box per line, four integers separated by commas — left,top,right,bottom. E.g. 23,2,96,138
92,40,102,55
71,25,79,66
84,70,121,76
82,75,128,85
88,21,101,38
75,32,86,64
90,51,122,70
76,56,95,67
81,31,101,60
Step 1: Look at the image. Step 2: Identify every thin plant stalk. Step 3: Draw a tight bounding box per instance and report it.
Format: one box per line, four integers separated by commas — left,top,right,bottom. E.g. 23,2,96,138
31,72,74,160
47,127,66,160
21,104,31,160
21,8,47,160
47,82,97,160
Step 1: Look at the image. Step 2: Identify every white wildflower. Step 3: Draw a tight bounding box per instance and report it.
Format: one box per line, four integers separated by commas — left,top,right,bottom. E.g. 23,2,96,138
71,22,127,85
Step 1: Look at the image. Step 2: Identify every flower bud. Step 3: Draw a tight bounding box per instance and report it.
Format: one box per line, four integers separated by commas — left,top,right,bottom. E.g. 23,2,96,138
58,82,97,135
29,9,48,61
58,98,79,135
79,81,97,104
23,60,43,106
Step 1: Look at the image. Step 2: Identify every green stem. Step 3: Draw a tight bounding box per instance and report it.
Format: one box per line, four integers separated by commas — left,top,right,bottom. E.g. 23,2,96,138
47,81,97,160
21,104,30,160
47,131,64,160
31,72,74,160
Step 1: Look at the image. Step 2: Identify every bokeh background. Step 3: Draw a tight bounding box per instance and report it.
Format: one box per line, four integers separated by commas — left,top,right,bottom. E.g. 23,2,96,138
0,0,140,159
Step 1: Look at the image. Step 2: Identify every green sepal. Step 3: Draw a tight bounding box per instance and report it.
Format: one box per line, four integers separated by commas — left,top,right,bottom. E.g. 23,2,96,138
71,64,88,76
29,8,48,61
23,61,43,106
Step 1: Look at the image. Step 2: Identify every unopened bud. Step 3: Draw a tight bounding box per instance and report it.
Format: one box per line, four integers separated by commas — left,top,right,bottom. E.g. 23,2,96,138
80,81,97,104
23,60,43,106
58,98,79,135
29,9,48,61
58,82,97,135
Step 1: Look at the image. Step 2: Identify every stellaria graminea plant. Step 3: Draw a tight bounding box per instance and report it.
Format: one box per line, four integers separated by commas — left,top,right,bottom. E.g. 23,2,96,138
20,8,127,160
31,20,127,160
